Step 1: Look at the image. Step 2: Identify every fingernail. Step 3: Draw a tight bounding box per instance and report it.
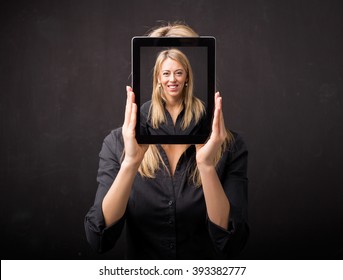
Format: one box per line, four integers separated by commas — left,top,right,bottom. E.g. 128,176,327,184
126,86,130,91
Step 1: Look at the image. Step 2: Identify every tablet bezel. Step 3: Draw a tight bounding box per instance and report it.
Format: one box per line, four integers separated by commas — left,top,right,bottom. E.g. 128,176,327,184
132,36,216,144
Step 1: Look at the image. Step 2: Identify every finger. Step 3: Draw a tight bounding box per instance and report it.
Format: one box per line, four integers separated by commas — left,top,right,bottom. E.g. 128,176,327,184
219,107,226,137
130,89,135,103
217,95,227,138
128,102,137,131
214,92,225,129
214,92,221,117
217,95,225,129
124,86,133,127
212,108,220,137
212,94,221,134
215,91,222,107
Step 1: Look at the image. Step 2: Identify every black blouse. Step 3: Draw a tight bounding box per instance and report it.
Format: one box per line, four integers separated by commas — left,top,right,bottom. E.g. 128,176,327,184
140,100,209,136
84,128,249,259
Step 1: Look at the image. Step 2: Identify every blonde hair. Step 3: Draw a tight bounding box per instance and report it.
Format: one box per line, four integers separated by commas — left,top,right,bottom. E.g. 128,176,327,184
147,21,199,37
149,48,205,130
137,22,233,186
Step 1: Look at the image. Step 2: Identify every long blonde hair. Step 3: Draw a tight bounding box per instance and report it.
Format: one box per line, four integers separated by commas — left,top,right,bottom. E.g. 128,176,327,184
137,22,233,186
149,48,205,130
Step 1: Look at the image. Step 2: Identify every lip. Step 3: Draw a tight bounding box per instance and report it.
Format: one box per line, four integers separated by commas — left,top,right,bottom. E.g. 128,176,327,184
167,84,179,91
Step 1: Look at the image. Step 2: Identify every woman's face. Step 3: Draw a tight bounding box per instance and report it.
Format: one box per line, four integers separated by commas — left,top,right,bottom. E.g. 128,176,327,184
158,58,187,102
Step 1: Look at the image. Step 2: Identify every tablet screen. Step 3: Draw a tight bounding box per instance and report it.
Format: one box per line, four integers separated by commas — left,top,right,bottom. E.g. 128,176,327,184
132,37,215,144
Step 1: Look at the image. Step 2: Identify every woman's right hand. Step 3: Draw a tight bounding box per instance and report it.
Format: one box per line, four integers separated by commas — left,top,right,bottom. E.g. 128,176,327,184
122,86,148,167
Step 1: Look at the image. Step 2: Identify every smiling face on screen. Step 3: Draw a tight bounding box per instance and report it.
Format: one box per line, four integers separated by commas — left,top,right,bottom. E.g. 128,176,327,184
158,58,188,104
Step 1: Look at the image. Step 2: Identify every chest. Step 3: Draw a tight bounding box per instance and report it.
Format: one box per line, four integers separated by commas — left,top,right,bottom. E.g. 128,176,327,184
127,167,206,227
161,144,189,176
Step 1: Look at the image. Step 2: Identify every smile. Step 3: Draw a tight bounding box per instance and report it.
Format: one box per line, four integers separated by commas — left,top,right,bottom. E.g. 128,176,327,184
167,85,179,90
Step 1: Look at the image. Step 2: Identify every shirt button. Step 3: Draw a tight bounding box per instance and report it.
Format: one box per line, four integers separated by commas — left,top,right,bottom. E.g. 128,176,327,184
168,200,173,206
168,219,173,224
169,243,175,249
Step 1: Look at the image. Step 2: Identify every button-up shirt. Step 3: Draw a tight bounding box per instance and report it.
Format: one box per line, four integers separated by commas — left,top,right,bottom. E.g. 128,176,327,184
84,128,249,259
140,100,209,136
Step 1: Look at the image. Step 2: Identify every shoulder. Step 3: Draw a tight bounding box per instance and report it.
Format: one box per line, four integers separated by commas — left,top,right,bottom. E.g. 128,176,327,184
102,127,124,154
140,100,152,116
216,131,248,179
220,130,248,166
229,131,248,154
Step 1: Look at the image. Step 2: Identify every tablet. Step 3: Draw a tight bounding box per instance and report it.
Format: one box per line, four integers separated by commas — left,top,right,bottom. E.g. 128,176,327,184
132,36,216,144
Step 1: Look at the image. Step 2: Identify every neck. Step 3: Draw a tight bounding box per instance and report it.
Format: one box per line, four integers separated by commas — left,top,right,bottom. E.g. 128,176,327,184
165,97,183,111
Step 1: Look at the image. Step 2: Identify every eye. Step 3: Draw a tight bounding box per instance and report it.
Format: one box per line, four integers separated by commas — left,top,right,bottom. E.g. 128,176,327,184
162,72,169,76
176,71,183,76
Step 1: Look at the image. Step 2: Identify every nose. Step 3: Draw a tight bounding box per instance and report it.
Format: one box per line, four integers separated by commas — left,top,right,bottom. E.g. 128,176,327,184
169,74,176,82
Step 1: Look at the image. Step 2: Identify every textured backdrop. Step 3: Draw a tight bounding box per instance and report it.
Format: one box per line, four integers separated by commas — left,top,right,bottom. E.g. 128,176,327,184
1,0,343,259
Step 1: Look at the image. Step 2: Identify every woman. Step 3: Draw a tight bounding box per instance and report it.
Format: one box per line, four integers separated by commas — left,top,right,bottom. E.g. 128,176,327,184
84,22,249,259
140,48,208,136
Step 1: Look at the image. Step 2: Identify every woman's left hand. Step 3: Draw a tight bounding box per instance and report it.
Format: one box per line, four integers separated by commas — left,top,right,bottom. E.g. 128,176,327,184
196,92,227,167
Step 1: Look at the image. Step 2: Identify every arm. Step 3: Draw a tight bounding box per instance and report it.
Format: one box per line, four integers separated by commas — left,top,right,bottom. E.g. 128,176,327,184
196,92,230,229
198,165,230,228
102,86,148,226
196,93,249,257
84,130,126,253
209,134,249,258
84,87,148,253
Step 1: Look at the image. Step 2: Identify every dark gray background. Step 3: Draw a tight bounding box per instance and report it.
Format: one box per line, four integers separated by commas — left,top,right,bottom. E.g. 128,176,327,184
1,0,342,260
